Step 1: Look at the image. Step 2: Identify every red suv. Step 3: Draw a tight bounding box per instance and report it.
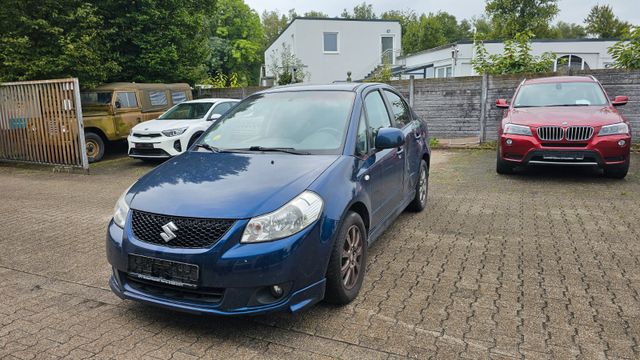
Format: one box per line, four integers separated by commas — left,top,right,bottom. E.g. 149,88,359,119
496,76,631,178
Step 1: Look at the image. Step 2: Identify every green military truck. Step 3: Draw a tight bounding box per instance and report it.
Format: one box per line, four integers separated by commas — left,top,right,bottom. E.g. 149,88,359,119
80,83,192,162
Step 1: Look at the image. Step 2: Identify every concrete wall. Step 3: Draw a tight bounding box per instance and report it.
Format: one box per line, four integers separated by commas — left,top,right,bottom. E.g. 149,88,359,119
197,69,640,143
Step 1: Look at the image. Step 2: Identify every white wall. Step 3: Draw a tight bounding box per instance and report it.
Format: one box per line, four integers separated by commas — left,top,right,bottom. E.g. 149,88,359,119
265,19,401,83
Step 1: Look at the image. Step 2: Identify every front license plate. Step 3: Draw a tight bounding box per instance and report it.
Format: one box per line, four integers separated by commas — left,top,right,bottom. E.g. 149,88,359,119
135,143,154,149
128,254,199,288
543,152,584,161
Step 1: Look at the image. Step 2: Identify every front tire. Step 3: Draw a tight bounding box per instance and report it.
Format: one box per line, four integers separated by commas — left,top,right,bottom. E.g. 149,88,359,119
407,159,428,212
187,132,203,149
325,211,367,305
85,132,105,163
603,159,629,179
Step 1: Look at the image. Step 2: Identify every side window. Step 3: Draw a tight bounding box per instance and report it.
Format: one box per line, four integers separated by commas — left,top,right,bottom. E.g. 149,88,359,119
171,91,187,104
356,111,369,157
149,90,168,106
115,92,137,108
211,102,232,115
383,90,411,128
364,91,391,137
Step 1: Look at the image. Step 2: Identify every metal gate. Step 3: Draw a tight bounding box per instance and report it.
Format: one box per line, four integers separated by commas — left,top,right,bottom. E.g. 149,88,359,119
0,78,88,170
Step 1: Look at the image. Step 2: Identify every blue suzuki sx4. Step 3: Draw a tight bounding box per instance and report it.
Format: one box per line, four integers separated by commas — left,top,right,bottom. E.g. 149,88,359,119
106,83,430,315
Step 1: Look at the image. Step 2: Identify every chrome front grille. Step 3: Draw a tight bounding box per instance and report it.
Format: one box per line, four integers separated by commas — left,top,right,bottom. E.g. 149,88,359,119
537,126,563,141
565,126,594,141
536,126,594,141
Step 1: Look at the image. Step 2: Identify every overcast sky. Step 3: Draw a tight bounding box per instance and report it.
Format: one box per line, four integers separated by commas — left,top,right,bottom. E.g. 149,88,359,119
245,0,639,26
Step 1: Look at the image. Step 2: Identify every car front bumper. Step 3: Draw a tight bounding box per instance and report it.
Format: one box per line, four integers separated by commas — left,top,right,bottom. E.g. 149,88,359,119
127,135,187,159
106,214,330,316
499,133,631,167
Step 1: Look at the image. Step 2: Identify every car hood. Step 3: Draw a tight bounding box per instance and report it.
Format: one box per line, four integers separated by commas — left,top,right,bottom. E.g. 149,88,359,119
129,152,339,219
507,106,624,127
132,119,203,133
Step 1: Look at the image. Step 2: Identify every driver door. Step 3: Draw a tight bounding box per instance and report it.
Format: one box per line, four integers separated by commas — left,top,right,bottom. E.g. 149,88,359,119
114,91,141,137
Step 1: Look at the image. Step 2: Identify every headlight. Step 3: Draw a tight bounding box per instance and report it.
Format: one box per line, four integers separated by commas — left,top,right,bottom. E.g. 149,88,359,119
503,124,532,136
598,123,629,136
241,191,323,243
162,127,188,137
112,186,132,228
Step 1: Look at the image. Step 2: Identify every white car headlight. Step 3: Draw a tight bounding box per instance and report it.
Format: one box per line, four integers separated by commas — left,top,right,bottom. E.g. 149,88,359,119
598,123,629,136
162,127,188,137
241,191,323,243
113,185,133,228
504,124,532,136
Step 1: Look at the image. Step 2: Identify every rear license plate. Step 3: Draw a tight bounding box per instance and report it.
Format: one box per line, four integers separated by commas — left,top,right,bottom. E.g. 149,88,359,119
128,254,199,288
135,143,154,149
543,152,584,161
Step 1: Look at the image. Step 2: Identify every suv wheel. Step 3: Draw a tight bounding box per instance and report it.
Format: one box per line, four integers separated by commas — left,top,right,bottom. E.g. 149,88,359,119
603,159,629,179
496,145,514,175
325,211,367,305
407,160,429,212
85,132,105,163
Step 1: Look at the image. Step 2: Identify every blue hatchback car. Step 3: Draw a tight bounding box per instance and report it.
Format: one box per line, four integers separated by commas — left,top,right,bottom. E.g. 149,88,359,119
106,83,430,315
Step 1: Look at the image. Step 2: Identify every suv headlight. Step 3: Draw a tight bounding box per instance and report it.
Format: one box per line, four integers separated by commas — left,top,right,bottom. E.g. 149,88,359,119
241,191,323,243
162,127,188,137
113,186,132,228
598,123,629,136
503,124,532,136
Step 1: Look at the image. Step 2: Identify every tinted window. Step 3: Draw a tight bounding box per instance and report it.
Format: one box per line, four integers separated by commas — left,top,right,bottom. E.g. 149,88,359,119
115,92,137,108
159,103,213,120
211,102,233,115
323,32,338,52
384,90,411,128
149,90,168,106
356,111,369,157
171,91,187,104
514,82,607,107
199,91,355,154
364,91,391,137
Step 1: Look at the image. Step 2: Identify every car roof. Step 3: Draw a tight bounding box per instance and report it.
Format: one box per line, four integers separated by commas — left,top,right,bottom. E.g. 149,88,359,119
524,76,596,84
183,98,240,103
255,82,385,95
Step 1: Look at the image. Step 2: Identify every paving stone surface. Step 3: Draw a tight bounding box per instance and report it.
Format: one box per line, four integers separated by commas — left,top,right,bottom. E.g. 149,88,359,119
1,150,639,359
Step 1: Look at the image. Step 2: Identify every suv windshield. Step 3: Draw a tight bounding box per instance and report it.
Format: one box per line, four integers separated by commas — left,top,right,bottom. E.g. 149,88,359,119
513,82,608,108
159,102,214,120
197,91,355,155
80,91,112,106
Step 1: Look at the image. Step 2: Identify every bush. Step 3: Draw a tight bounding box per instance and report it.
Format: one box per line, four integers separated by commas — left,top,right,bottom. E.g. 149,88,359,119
472,31,556,75
609,27,640,69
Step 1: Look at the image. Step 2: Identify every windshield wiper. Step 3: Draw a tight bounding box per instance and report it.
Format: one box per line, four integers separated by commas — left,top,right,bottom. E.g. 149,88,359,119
245,146,310,155
194,143,221,153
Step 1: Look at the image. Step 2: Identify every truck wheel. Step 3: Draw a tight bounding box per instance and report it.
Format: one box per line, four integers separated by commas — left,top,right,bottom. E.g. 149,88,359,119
603,159,629,179
85,132,105,163
496,145,514,175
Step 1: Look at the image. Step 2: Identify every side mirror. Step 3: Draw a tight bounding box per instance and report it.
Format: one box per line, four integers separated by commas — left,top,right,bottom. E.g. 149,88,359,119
115,100,122,109
496,99,509,108
375,128,405,150
208,113,221,121
612,95,628,106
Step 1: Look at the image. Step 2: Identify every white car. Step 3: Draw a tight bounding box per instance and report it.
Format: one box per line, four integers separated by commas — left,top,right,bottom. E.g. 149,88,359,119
127,98,239,160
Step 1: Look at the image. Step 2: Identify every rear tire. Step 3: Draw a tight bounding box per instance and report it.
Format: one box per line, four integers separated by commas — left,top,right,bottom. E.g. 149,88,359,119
407,160,428,212
496,145,514,175
325,211,367,305
85,132,105,163
603,159,629,179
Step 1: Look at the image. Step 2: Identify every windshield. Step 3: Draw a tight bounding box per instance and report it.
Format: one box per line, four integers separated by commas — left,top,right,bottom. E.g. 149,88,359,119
80,91,112,106
196,91,355,154
513,82,608,108
159,102,214,120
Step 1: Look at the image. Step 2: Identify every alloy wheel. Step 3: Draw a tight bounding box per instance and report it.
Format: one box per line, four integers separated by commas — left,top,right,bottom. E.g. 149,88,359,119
341,225,363,290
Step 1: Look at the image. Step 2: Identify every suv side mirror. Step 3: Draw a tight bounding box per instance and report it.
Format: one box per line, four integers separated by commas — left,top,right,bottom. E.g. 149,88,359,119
208,113,221,121
375,128,405,150
612,95,628,106
496,99,509,108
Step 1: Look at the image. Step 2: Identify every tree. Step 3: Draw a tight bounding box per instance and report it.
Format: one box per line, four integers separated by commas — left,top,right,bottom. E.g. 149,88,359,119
341,2,377,19
304,11,328,18
261,10,290,48
549,21,586,39
609,27,640,69
485,0,559,39
268,43,306,85
472,31,556,74
584,5,631,39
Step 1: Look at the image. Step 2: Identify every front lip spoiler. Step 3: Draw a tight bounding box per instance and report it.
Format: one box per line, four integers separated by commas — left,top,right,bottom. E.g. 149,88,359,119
528,160,599,166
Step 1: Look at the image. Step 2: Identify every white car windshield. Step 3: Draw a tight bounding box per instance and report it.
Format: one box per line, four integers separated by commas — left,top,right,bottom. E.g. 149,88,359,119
159,103,214,120
197,91,355,155
513,82,608,108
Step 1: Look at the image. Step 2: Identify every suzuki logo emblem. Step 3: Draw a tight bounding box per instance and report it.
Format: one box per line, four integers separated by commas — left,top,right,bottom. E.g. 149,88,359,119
160,221,178,242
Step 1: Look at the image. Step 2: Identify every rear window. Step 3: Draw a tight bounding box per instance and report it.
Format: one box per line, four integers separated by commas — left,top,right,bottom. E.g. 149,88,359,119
514,82,608,108
149,90,168,106
171,91,188,104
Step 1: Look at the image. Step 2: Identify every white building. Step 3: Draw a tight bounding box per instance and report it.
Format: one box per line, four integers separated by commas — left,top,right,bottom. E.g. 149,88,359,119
398,39,619,79
263,18,402,84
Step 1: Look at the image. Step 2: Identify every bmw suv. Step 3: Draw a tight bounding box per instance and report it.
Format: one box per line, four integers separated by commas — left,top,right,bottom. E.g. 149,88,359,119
496,76,631,178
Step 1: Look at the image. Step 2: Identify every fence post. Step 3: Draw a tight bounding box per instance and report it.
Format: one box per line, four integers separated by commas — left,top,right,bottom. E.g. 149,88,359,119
409,75,415,107
241,87,247,99
478,73,488,143
73,78,89,172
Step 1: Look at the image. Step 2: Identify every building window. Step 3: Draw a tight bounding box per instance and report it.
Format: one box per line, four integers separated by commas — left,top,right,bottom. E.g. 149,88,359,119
435,66,452,78
323,32,338,53
555,55,590,71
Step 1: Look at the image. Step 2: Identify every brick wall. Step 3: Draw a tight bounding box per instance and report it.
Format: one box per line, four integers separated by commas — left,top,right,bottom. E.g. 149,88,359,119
196,69,640,142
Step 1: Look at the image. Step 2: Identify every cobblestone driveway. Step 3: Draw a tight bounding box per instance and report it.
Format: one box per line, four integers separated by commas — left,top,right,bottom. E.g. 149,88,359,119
1,150,639,359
